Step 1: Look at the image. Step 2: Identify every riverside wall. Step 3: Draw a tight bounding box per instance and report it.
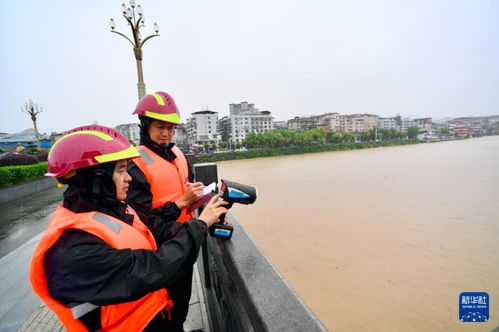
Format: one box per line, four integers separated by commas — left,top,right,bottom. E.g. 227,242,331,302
194,163,327,331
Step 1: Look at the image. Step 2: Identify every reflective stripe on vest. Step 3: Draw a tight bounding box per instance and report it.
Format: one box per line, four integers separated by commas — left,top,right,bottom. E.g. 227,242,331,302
71,302,99,319
138,148,154,165
29,205,173,332
133,145,194,222
92,212,122,233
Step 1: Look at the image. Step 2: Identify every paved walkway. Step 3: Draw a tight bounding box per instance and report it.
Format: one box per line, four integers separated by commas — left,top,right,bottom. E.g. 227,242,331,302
0,232,210,332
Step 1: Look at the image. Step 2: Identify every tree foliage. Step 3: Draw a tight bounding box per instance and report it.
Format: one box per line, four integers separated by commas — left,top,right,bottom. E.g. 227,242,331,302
406,126,419,139
241,127,406,148
0,153,39,166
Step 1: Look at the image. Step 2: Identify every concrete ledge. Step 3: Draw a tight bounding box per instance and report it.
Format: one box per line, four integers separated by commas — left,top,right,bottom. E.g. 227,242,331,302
0,178,57,205
200,214,327,332
0,234,42,332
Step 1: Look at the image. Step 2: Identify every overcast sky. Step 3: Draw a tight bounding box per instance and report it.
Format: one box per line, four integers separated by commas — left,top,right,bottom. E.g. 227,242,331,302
1,0,498,134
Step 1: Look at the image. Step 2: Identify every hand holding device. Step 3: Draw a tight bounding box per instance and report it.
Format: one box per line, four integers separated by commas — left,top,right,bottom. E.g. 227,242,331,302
210,179,257,239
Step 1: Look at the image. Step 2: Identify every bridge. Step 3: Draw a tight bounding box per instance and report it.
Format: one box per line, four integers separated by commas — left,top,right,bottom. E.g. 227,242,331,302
0,163,326,332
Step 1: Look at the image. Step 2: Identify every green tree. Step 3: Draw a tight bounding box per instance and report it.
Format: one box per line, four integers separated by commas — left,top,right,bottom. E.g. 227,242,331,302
439,127,450,135
359,130,371,142
218,141,229,149
407,126,419,139
341,132,356,143
262,130,285,148
242,131,259,148
279,129,299,146
325,131,342,144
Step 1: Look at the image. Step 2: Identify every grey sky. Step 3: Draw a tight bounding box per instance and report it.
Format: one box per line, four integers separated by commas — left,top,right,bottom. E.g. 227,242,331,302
1,0,498,134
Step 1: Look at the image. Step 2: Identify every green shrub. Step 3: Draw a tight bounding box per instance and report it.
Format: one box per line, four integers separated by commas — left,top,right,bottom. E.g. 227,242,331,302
36,152,49,162
0,153,39,166
0,162,48,187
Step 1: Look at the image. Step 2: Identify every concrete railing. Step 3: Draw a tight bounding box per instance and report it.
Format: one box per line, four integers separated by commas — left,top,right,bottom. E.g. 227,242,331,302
194,163,327,332
0,177,57,205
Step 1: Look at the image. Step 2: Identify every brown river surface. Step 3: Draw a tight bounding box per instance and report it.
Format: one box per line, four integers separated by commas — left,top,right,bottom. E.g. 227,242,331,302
217,136,499,332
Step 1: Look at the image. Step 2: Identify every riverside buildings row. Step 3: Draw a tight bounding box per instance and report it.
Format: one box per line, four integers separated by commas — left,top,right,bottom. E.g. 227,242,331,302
111,103,499,149
2,110,498,153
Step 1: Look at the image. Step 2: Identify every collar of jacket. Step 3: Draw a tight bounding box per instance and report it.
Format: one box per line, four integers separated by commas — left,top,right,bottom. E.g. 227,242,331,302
63,187,134,225
143,138,177,162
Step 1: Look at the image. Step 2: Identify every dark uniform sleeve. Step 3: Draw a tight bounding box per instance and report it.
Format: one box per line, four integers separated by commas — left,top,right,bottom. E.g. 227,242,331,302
45,219,207,306
126,161,182,225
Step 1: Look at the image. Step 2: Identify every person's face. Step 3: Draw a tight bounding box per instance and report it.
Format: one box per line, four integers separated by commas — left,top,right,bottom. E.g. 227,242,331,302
113,160,132,201
148,119,176,145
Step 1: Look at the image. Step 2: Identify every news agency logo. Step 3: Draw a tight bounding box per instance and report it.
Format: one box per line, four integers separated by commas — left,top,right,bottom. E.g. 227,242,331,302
459,292,489,322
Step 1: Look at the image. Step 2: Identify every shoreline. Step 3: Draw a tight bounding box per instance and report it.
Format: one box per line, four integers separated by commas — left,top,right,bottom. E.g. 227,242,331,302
195,139,421,163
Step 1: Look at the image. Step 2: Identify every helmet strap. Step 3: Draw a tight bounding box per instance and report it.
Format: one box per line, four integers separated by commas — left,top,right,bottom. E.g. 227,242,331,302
91,168,105,195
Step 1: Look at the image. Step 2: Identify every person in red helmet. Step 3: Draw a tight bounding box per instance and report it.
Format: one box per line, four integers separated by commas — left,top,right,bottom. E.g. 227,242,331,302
126,91,207,331
29,125,227,332
128,91,202,222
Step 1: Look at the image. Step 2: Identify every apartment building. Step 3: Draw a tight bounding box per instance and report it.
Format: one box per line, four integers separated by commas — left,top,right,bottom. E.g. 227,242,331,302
339,114,378,133
399,118,416,132
218,102,274,144
115,123,140,145
229,102,256,115
414,118,432,132
377,117,398,130
173,124,189,150
228,111,274,143
287,113,340,131
186,110,220,146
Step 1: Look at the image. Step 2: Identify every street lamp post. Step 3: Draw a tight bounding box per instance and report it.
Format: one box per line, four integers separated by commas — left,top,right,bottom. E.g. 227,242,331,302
110,0,160,99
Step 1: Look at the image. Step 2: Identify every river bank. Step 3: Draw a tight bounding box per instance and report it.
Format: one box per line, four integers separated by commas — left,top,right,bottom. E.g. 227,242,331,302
195,139,420,163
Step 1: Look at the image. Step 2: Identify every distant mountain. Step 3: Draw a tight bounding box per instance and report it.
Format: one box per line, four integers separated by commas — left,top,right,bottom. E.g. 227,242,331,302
14,128,36,136
1,128,48,139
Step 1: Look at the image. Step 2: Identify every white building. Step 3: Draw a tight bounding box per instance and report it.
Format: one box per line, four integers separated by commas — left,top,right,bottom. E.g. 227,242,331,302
377,117,398,130
230,111,274,143
173,124,189,150
219,102,274,144
186,110,221,146
400,118,416,132
229,102,256,115
115,123,140,145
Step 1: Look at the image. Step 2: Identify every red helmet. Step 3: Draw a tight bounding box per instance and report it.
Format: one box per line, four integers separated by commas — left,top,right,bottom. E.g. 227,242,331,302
46,125,140,178
132,91,182,124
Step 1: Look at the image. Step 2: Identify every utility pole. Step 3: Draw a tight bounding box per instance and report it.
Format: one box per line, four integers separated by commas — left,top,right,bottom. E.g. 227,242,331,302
110,0,160,99
21,100,42,151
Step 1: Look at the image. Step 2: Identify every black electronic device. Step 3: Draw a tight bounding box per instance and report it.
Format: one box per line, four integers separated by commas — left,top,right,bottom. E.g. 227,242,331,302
209,179,257,239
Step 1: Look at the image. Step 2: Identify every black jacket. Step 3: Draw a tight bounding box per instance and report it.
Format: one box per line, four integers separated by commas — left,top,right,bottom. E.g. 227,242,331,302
44,162,206,331
125,141,197,332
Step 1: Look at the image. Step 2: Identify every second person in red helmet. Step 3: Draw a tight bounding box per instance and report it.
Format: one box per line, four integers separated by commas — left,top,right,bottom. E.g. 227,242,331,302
126,91,205,331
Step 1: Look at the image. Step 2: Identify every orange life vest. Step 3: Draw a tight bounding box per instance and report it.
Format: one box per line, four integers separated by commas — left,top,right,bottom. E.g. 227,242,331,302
133,145,194,222
29,205,173,332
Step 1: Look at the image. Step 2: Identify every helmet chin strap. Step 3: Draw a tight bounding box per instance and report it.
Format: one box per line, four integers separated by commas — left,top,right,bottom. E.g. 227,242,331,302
91,168,105,195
